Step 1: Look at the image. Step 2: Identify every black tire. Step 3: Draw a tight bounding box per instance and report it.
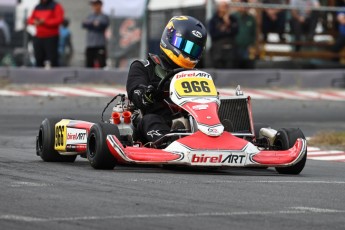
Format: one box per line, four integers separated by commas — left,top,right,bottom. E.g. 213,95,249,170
36,118,77,162
274,128,307,175
87,123,119,170
254,123,270,138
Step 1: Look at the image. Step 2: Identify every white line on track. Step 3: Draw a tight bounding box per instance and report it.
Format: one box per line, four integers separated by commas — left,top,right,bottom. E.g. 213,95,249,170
126,179,345,185
0,207,343,222
205,180,345,184
10,182,53,187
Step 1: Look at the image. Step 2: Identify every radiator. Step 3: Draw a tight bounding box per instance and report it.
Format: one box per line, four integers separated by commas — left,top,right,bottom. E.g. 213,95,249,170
218,97,253,136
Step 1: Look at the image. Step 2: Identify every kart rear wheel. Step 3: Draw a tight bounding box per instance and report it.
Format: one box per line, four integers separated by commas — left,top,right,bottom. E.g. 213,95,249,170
274,128,307,175
36,118,77,162
87,123,119,170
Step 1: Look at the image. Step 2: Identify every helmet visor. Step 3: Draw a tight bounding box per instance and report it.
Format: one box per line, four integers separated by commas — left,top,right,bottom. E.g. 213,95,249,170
170,32,203,59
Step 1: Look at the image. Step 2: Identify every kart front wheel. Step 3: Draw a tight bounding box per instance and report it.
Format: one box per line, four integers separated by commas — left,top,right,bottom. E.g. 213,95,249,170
87,123,119,170
274,128,307,175
36,118,77,162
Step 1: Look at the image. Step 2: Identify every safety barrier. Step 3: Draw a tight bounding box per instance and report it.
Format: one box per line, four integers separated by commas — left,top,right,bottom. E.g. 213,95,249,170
0,67,344,88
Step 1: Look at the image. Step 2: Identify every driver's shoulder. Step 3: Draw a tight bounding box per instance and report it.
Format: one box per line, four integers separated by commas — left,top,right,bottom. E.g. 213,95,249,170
130,53,162,68
135,59,151,68
130,53,165,77
129,59,150,70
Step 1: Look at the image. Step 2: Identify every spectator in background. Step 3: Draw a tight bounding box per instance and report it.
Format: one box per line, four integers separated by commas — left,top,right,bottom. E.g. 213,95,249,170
0,16,11,61
262,0,287,42
233,0,256,69
82,0,109,68
0,16,10,46
290,0,320,51
27,0,64,67
59,18,73,66
209,1,238,68
331,8,345,60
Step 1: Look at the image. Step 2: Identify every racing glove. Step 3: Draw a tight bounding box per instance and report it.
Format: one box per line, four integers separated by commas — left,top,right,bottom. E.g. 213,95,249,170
132,85,156,110
143,85,156,105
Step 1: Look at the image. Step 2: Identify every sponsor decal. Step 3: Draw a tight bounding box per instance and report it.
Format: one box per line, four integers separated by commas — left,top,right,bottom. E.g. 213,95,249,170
208,127,219,134
147,130,162,138
192,30,202,38
190,153,246,165
66,128,87,145
67,132,86,141
139,59,150,67
192,104,208,111
66,144,87,152
175,72,211,79
172,16,189,21
134,89,142,96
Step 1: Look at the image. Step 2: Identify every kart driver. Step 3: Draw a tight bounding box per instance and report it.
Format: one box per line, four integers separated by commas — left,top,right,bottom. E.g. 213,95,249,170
126,16,207,146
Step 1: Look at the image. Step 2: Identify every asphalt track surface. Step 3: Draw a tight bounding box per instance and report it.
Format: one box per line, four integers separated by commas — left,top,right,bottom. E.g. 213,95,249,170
0,96,345,230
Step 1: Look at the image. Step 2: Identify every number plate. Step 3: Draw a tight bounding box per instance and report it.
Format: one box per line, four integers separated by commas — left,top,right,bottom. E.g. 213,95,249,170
54,119,70,151
174,77,217,97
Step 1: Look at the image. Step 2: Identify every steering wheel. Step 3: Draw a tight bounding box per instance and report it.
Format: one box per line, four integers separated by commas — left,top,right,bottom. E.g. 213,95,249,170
157,68,186,92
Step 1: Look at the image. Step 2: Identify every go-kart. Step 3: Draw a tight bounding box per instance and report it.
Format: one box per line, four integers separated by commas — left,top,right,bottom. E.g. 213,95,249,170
36,69,307,174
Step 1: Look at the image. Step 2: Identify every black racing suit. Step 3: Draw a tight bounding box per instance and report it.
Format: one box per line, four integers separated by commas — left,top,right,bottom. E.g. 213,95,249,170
126,54,174,143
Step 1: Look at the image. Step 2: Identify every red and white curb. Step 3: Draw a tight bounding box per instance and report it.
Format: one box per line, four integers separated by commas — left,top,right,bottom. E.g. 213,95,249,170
0,86,127,97
218,89,345,101
0,87,345,101
308,147,345,163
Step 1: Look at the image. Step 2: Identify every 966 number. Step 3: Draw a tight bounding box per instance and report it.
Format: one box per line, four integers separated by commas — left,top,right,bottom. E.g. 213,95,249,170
181,81,211,94
55,125,64,147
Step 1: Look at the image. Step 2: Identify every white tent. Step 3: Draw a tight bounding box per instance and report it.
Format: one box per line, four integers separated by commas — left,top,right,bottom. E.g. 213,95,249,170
148,0,206,11
0,0,16,7
103,0,147,18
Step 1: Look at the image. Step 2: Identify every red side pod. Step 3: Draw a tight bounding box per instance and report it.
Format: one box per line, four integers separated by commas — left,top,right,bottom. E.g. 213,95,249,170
67,120,94,133
106,136,128,164
252,138,306,165
63,120,95,154
106,135,182,163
